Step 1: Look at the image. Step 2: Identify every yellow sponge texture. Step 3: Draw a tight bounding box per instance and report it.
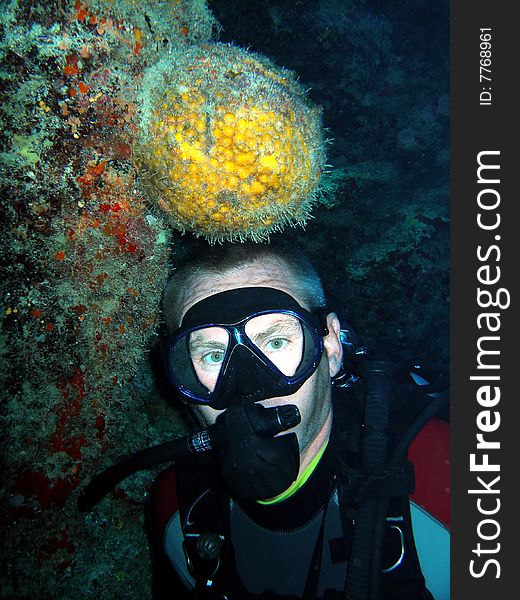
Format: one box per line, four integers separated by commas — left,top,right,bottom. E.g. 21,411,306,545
136,43,326,242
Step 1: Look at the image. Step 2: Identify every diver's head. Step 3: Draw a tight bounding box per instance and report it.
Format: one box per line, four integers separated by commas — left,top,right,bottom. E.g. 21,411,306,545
163,240,329,330
162,242,343,484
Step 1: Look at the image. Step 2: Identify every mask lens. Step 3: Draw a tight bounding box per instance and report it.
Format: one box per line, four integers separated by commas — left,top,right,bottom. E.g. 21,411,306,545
188,326,230,392
170,326,230,398
244,313,304,377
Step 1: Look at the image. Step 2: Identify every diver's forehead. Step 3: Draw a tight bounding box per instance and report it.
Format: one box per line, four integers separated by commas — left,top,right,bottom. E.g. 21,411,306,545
177,261,306,323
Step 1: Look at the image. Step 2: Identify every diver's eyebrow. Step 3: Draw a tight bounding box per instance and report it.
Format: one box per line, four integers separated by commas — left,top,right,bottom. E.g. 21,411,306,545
189,331,228,351
249,318,301,341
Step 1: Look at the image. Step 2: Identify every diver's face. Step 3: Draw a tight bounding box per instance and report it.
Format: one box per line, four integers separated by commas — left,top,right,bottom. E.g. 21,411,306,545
175,259,343,477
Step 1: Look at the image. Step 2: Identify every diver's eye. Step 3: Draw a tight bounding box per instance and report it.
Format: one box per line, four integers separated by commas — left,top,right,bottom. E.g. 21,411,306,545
265,338,288,352
201,350,225,366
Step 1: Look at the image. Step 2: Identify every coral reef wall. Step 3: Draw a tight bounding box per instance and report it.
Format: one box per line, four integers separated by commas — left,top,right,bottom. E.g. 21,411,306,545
1,1,218,598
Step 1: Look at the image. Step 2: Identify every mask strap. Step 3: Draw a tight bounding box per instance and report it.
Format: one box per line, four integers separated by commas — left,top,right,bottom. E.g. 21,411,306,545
313,308,330,336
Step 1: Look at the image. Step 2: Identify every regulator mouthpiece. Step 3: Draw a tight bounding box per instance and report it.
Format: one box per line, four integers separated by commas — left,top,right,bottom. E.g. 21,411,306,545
188,403,301,453
216,402,302,501
247,403,301,437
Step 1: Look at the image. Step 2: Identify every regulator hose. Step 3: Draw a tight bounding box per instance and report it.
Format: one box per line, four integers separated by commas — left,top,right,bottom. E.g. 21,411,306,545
345,359,398,600
77,403,300,513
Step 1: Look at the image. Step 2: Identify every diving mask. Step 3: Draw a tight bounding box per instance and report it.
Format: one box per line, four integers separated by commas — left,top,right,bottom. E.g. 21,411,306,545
164,287,328,409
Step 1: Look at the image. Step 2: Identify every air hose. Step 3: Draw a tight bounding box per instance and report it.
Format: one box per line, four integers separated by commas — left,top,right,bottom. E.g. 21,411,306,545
344,360,397,600
77,403,300,513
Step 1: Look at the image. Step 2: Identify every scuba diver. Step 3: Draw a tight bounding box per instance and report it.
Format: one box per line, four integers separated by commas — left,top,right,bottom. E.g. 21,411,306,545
78,240,450,599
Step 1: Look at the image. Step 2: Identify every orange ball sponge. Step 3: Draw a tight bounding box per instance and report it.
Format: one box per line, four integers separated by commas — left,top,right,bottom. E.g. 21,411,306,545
136,43,326,242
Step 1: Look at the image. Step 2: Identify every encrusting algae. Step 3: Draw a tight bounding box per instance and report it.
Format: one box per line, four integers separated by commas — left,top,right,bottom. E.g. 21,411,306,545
136,43,327,242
